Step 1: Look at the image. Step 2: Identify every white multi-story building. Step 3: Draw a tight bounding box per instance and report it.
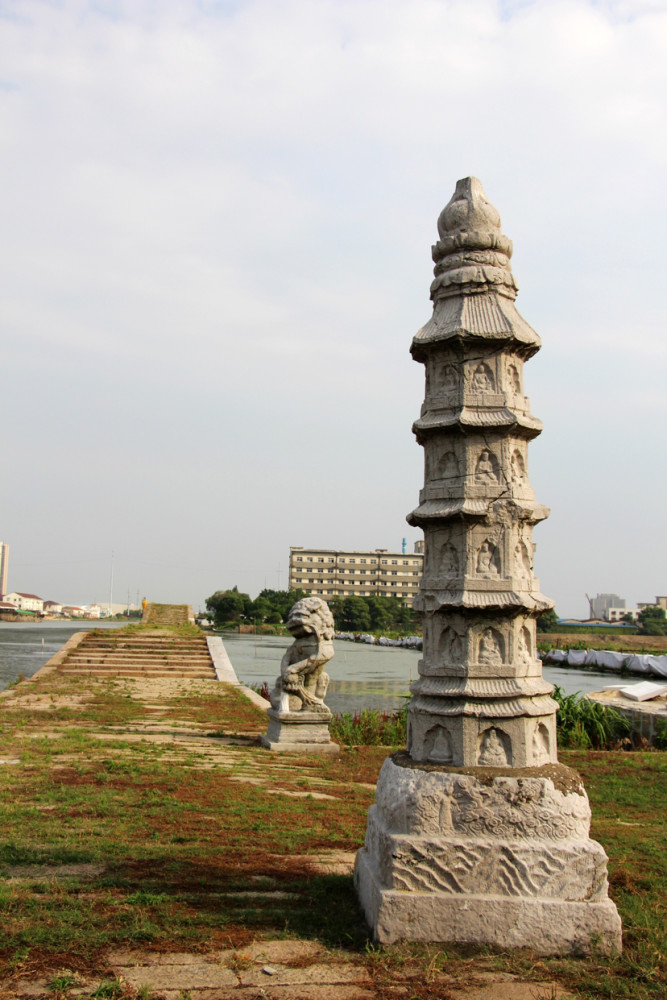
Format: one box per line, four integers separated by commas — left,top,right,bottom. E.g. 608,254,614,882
3,592,44,613
289,545,424,606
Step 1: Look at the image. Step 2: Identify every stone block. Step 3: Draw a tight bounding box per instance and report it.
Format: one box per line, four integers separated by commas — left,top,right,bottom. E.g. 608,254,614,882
355,757,621,954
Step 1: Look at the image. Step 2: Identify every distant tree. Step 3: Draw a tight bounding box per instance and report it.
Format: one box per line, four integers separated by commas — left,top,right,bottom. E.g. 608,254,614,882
205,586,250,625
637,606,667,636
257,588,307,622
341,596,371,632
367,596,392,631
536,608,559,633
266,611,282,625
326,597,344,629
247,597,272,622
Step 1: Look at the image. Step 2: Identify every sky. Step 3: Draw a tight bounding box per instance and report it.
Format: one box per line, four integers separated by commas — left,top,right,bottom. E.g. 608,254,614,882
2,0,666,618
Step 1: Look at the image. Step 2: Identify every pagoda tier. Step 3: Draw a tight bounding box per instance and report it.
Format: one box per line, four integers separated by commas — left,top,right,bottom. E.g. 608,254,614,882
405,177,557,769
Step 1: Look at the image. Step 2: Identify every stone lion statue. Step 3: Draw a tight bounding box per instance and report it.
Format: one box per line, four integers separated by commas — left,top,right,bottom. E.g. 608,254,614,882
270,597,335,714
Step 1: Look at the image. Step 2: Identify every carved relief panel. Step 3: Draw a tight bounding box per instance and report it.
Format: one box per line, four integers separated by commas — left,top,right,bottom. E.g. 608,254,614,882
532,722,551,766
506,359,522,396
428,358,460,398
477,726,511,766
475,539,501,579
471,361,495,393
439,624,465,665
425,526,465,581
474,448,501,486
424,724,454,764
425,443,462,493
478,627,505,666
513,539,533,585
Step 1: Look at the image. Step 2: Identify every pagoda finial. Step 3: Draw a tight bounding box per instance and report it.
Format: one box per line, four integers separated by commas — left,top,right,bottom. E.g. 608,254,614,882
431,176,517,302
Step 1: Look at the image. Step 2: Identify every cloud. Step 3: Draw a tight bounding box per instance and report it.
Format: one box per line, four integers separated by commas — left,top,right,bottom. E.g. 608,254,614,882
1,0,666,614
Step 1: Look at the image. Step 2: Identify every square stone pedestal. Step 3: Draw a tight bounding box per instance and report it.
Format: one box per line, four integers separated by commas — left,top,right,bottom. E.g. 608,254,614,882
260,707,339,755
355,753,622,955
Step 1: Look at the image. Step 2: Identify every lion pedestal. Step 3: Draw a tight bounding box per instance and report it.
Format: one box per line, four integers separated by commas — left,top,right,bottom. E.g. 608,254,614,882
260,597,339,756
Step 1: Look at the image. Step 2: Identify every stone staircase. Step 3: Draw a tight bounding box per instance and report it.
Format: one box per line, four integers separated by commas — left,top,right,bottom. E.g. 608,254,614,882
60,632,216,679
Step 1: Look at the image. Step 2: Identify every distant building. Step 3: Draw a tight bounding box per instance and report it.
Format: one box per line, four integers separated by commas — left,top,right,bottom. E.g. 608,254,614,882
3,592,44,613
590,593,625,620
0,542,8,597
43,600,63,616
289,544,424,606
608,608,640,622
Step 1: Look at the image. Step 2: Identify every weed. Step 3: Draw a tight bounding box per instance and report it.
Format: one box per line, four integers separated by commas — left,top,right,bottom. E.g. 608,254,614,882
48,970,78,992
331,703,408,746
553,686,630,749
90,981,125,998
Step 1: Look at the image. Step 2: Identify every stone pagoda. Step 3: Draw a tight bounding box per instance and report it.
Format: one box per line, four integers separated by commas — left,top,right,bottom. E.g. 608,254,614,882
355,177,622,954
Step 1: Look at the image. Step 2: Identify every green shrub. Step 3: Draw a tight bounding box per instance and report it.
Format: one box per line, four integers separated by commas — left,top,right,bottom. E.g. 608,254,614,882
553,685,630,749
330,702,408,746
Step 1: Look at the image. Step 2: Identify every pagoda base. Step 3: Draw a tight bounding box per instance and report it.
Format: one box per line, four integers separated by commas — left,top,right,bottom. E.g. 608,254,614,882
260,707,339,755
354,754,621,954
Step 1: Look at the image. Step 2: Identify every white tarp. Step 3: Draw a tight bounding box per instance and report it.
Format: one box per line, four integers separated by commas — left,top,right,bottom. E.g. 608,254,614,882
543,649,567,664
626,654,652,674
644,654,667,678
595,650,628,670
566,649,588,667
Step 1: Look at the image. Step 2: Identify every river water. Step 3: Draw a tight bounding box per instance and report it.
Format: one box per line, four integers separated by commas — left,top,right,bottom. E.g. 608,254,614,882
221,633,612,715
0,620,128,691
0,623,611,715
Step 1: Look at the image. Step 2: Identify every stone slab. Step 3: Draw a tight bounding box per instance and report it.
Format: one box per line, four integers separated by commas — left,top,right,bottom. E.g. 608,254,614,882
116,962,238,990
355,848,622,954
260,734,340,755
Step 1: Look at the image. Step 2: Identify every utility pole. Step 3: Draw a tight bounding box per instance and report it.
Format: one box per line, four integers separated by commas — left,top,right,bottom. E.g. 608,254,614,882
108,551,114,617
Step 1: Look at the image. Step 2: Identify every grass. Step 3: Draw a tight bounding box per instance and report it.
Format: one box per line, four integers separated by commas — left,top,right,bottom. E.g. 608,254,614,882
538,632,667,654
0,623,665,999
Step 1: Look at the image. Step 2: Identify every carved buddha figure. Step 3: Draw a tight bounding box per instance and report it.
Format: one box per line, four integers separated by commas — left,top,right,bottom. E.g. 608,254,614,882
478,727,508,766
475,449,498,485
472,362,494,393
479,628,502,665
476,540,499,578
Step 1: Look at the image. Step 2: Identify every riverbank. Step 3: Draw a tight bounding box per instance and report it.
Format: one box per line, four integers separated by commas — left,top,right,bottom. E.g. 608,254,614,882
0,624,664,998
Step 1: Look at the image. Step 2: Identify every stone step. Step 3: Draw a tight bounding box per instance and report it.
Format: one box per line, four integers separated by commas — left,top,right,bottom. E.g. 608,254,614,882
81,641,208,649
60,666,215,680
66,654,212,663
62,659,215,669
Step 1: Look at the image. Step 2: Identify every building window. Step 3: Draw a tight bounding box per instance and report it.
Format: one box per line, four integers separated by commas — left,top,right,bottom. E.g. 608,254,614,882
340,558,345,563
391,560,398,565
307,557,313,562
381,560,387,565
296,556,303,561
